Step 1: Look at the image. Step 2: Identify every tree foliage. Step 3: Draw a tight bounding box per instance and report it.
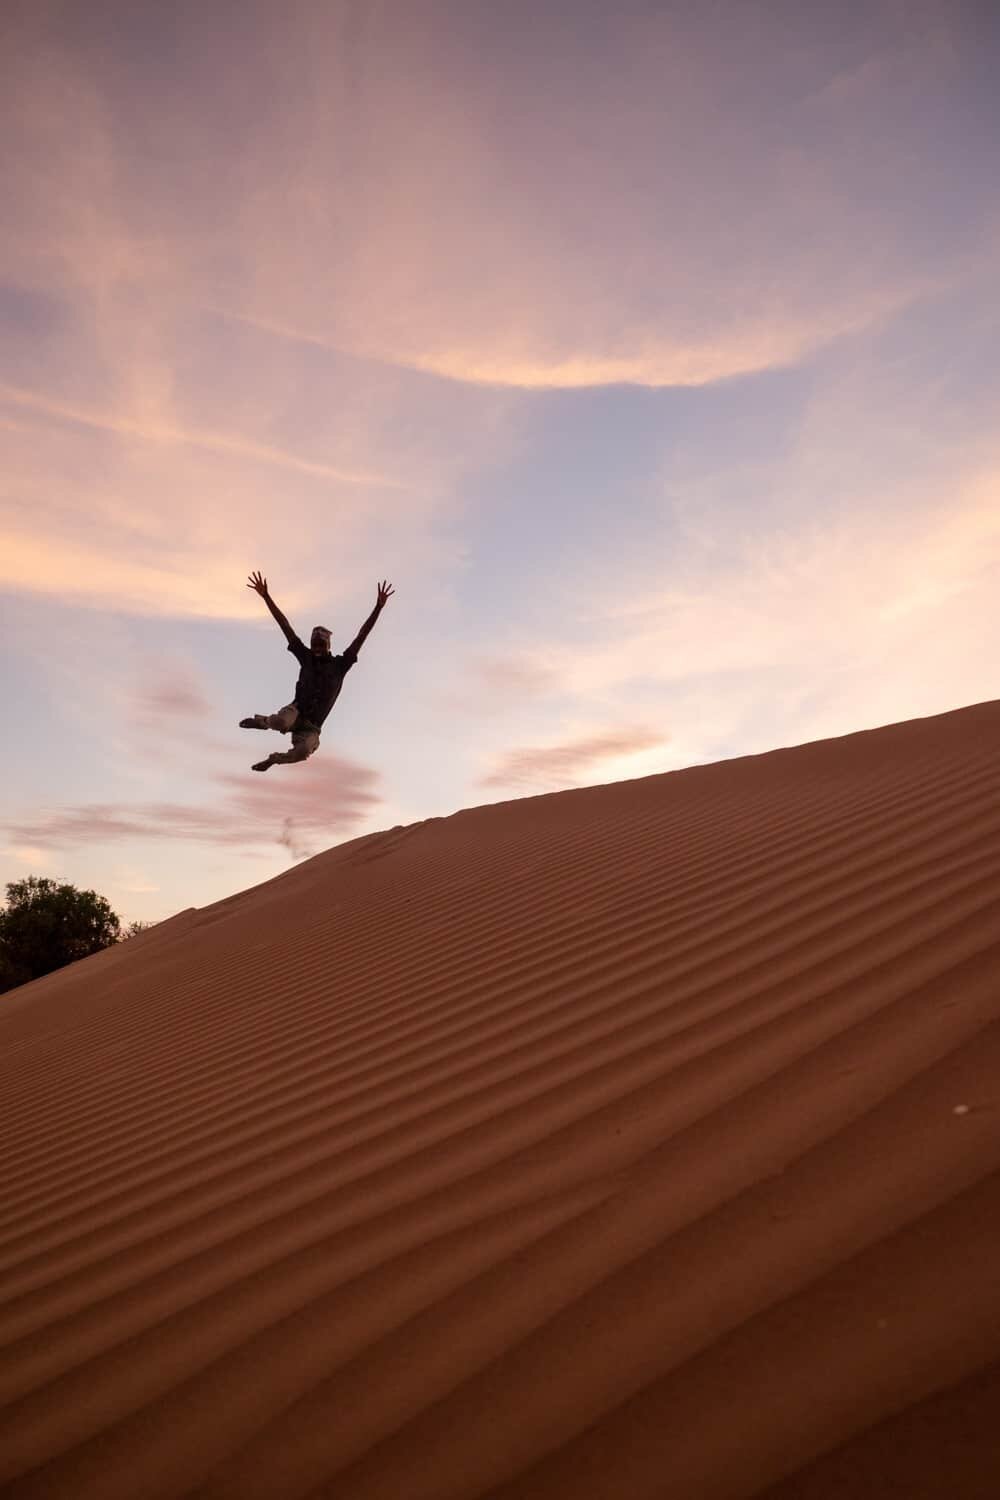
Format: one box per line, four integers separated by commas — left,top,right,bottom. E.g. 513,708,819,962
0,876,123,995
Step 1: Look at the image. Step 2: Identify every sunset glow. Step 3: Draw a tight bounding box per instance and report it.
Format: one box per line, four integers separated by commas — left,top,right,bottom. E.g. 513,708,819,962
2,0,997,926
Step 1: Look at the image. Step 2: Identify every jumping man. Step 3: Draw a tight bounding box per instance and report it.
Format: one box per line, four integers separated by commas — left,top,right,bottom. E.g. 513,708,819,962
241,571,394,772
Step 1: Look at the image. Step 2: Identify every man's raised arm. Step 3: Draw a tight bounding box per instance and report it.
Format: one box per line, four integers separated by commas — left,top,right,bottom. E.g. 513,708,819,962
348,579,395,656
247,570,297,646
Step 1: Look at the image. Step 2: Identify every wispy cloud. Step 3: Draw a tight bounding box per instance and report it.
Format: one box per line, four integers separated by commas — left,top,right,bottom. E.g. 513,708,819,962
5,0,989,425
492,459,1000,774
277,817,318,863
200,2,979,392
115,873,161,894
7,846,48,866
481,727,669,790
436,655,562,717
129,662,214,729
3,755,382,861
0,383,402,488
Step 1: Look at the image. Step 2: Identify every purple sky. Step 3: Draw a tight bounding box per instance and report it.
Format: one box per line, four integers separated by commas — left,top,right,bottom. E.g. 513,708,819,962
2,0,998,928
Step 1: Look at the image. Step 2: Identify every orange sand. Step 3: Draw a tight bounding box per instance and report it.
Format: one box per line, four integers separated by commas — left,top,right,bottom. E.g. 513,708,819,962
1,699,998,1499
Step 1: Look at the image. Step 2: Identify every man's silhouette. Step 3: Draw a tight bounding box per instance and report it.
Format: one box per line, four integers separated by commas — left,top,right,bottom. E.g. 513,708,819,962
241,571,394,772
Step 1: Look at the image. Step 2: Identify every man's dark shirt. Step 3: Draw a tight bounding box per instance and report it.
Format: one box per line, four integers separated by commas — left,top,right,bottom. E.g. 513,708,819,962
286,635,358,730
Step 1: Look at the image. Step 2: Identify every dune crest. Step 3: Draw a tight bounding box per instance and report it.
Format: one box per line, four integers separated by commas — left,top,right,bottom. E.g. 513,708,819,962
2,700,999,1499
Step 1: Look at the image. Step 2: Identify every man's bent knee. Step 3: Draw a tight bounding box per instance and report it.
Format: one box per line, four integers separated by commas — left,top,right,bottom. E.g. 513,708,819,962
292,731,320,760
266,704,299,734
271,733,318,765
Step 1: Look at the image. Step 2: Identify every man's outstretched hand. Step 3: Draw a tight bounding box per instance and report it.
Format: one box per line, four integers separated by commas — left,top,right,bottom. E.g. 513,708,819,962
248,570,269,599
377,580,395,608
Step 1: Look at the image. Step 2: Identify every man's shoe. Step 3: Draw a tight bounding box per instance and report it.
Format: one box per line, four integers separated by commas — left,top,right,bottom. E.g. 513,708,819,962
240,717,266,729
251,757,274,772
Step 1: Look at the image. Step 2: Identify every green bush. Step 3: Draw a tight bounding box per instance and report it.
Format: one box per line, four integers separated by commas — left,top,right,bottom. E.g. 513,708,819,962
0,876,123,995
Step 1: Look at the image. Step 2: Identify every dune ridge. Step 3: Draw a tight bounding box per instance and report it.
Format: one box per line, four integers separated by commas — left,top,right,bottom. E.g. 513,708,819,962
1,699,998,1498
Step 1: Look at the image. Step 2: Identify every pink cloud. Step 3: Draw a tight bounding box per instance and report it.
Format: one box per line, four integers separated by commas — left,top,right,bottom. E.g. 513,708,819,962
435,655,562,716
4,756,382,862
481,728,669,791
205,4,966,390
130,666,213,726
0,383,399,488
473,657,561,696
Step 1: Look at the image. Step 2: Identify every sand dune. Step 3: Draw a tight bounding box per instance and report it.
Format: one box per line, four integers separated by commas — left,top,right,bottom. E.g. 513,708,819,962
1,699,998,1499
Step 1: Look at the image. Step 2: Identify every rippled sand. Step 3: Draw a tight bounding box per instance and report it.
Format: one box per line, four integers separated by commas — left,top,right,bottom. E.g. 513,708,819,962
2,700,998,1498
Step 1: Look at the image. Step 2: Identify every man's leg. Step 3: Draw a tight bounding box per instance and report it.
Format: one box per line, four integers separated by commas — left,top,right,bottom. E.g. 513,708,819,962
252,727,320,772
241,704,298,733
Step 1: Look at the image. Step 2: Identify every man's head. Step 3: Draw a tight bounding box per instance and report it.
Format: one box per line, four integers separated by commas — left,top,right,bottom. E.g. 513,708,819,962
310,626,332,655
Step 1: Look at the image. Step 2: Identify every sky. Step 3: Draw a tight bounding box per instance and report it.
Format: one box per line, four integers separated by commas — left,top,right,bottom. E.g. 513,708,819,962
1,0,998,930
